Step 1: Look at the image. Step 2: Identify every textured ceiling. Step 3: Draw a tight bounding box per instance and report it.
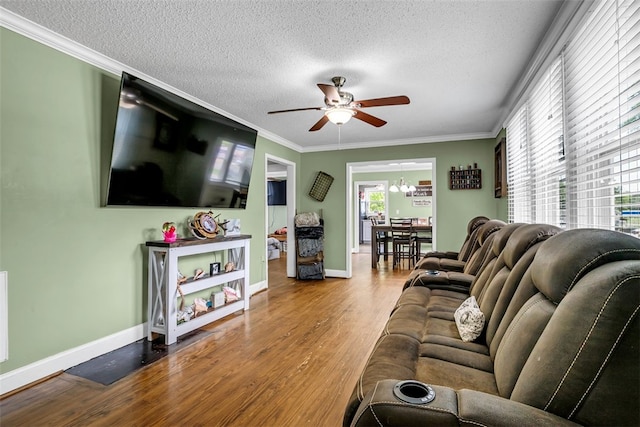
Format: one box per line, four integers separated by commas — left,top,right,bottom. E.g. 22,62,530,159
1,0,567,152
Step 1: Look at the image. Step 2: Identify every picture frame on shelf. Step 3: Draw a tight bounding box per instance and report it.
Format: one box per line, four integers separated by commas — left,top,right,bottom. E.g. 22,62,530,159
210,262,221,276
226,219,241,235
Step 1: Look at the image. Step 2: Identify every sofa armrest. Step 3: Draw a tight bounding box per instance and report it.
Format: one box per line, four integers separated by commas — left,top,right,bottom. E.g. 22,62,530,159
438,258,466,272
349,380,581,427
423,251,459,260
407,271,473,293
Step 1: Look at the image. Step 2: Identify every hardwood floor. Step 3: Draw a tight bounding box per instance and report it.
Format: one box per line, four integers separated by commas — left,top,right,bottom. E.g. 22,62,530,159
0,250,409,426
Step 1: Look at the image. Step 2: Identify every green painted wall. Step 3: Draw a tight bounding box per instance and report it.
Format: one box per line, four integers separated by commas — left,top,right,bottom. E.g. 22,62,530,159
1,27,501,375
0,29,300,372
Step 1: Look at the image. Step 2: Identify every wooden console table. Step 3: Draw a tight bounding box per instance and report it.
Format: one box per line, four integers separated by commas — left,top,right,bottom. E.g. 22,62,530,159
146,235,251,345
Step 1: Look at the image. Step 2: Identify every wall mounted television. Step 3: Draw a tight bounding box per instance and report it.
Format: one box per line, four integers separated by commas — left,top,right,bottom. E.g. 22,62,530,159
106,72,257,208
267,180,287,206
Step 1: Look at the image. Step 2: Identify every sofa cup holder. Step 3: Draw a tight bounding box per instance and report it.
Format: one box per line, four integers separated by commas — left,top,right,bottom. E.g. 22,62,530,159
393,380,436,404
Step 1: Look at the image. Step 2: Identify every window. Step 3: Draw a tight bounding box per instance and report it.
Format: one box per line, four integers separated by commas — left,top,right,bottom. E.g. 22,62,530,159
530,57,565,226
507,105,532,224
564,0,639,232
364,187,386,217
506,0,639,236
507,57,565,226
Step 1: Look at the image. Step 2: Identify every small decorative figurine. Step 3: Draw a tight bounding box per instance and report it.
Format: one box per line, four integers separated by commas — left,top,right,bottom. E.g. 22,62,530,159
224,262,235,272
223,286,240,302
193,298,208,317
162,222,177,242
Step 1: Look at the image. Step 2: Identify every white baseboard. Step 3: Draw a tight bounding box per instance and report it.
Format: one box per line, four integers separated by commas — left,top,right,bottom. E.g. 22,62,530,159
0,324,144,395
325,269,349,278
250,280,267,296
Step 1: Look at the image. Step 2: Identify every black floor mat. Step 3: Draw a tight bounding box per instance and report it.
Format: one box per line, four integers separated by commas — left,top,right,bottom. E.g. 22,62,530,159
65,329,211,385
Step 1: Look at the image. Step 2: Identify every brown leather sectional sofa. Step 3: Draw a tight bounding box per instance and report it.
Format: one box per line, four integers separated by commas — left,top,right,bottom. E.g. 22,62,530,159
344,223,640,426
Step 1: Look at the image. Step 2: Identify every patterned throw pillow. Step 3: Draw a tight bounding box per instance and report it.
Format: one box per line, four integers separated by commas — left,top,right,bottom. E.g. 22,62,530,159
454,296,485,342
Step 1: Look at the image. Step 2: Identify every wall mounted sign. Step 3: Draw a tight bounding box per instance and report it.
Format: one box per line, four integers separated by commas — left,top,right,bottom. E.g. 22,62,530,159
405,185,433,198
412,198,432,207
309,171,334,202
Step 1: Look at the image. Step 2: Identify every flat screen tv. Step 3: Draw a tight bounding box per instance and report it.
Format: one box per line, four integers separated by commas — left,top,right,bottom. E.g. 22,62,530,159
267,180,287,206
106,72,257,208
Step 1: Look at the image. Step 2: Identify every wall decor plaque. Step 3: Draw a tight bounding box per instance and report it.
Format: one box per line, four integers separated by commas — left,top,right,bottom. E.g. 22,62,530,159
308,171,334,202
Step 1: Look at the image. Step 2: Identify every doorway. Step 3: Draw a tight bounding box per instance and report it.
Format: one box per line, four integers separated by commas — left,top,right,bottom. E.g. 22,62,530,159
266,155,296,282
346,158,436,278
353,180,388,254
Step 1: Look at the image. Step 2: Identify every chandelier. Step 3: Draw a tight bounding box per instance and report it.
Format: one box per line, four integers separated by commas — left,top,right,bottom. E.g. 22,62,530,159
389,177,416,193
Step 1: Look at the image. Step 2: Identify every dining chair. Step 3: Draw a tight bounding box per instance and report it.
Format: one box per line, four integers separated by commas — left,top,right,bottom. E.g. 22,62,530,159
370,216,390,264
390,217,416,269
414,217,433,260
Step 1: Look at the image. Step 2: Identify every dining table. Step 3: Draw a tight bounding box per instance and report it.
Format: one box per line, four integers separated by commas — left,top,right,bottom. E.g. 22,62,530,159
371,224,433,269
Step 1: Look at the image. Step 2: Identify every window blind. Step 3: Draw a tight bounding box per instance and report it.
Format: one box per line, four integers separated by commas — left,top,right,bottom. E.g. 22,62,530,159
506,105,531,223
529,57,565,226
507,0,639,235
506,57,564,225
564,0,640,231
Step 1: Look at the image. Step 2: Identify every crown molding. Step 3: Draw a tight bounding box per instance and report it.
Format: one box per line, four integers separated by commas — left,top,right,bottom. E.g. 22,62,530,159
1,7,305,153
351,158,434,173
301,131,495,153
0,7,122,75
0,6,499,154
257,130,303,152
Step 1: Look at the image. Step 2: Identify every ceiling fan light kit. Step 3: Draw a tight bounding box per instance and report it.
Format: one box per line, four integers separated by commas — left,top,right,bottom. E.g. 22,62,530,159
267,76,410,132
325,107,355,125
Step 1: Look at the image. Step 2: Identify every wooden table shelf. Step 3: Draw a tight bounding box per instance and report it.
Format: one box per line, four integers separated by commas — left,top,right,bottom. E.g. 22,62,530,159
146,235,251,345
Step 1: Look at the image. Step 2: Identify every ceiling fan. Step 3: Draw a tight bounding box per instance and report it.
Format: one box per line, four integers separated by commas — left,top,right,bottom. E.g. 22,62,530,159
267,76,410,132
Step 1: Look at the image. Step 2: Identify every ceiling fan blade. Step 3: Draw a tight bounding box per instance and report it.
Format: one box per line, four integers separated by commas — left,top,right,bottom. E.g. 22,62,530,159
309,115,329,131
353,109,387,127
268,106,323,114
317,83,341,105
353,95,410,108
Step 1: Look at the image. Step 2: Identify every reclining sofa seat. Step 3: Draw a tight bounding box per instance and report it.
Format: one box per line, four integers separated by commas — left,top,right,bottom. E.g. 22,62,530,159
397,223,525,317
403,219,508,291
345,228,640,427
414,215,489,272
388,224,561,361
418,215,488,261
344,223,562,425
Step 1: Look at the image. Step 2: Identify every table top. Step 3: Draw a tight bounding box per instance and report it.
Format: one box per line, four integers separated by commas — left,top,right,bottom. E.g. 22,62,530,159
372,224,432,231
146,234,252,248
268,233,287,241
